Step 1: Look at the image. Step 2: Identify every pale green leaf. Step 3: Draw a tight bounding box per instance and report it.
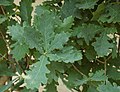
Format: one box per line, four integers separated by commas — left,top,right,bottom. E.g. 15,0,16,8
25,55,50,89
48,46,82,63
34,12,55,52
8,24,24,43
48,32,70,52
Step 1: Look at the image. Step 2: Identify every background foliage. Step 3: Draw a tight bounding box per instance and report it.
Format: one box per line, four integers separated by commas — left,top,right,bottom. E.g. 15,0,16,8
0,0,120,92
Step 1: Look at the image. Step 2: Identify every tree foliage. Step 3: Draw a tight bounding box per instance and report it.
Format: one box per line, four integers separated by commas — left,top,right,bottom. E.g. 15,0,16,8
0,0,120,92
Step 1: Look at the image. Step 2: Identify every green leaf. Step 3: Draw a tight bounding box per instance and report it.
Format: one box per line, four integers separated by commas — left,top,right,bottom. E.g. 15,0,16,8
0,38,7,55
24,27,42,50
34,6,71,54
91,2,105,21
97,81,120,92
99,4,120,23
24,55,50,89
0,61,15,76
107,66,120,80
61,0,80,18
35,5,50,16
92,34,112,57
8,23,24,43
92,27,117,57
44,81,57,92
76,0,98,10
76,24,102,45
19,0,33,24
85,46,97,61
63,68,83,88
0,0,11,6
0,15,7,24
87,86,98,92
11,42,29,61
58,16,74,31
21,88,37,92
48,32,70,52
0,78,18,92
76,70,107,85
107,57,120,80
48,46,82,63
34,12,55,52
47,62,65,83
90,70,107,81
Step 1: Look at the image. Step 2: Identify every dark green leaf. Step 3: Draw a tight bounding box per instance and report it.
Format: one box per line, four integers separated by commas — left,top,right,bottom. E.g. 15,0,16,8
11,42,29,61
76,0,99,10
19,0,33,24
44,81,57,92
76,24,102,45
97,81,120,92
99,4,120,23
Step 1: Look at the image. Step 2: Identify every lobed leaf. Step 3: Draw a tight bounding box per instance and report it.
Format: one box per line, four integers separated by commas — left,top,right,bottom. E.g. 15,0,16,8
99,4,120,23
76,0,98,10
97,81,120,92
24,55,50,89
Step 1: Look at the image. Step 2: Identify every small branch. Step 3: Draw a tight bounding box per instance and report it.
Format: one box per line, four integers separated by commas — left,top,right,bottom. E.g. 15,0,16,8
0,31,10,51
16,61,26,75
0,54,8,61
116,0,119,2
106,54,112,62
96,59,104,64
0,6,6,15
72,64,86,77
104,58,107,76
15,15,21,23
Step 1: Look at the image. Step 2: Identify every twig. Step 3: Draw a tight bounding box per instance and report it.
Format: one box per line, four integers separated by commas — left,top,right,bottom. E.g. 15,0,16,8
0,31,10,51
0,6,6,15
116,0,119,2
15,15,21,23
0,54,8,61
104,58,107,76
106,54,112,62
72,64,86,77
16,61,26,75
96,59,104,64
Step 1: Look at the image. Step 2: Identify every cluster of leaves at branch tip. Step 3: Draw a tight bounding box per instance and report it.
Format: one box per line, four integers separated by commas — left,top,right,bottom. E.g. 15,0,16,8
0,0,120,92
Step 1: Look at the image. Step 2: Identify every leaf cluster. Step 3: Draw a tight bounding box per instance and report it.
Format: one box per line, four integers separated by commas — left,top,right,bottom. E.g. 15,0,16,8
0,0,120,92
